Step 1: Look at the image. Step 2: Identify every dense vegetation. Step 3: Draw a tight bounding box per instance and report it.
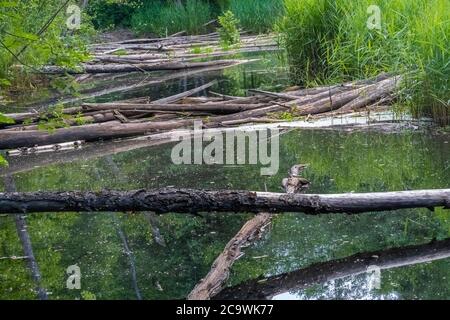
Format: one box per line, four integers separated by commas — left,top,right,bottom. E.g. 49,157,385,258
89,0,284,35
277,0,449,124
0,1,93,87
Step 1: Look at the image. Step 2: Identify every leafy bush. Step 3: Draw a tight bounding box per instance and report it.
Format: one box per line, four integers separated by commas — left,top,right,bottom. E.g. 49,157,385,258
0,1,93,91
87,0,143,29
217,10,240,47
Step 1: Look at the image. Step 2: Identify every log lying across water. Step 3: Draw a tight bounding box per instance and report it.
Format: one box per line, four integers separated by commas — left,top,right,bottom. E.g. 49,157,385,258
0,189,448,214
40,60,245,74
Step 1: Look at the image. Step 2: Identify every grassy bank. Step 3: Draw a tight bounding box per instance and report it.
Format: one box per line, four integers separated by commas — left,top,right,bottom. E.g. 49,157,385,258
277,0,449,124
111,0,284,36
131,0,213,36
229,0,284,33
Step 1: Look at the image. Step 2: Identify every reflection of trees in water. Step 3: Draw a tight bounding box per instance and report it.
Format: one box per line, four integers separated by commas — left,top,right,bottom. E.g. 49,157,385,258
0,130,449,299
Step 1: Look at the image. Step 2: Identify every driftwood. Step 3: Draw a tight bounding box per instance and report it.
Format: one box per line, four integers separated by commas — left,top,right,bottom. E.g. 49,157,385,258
0,188,449,214
152,80,217,104
215,237,450,299
188,212,272,300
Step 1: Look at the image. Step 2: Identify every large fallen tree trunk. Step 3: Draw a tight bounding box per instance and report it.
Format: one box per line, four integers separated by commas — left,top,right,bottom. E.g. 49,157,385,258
0,189,449,214
214,237,450,300
40,60,246,74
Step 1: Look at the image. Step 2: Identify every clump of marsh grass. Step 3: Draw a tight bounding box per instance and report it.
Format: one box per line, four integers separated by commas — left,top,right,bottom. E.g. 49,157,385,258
229,0,285,33
277,0,449,124
131,0,213,36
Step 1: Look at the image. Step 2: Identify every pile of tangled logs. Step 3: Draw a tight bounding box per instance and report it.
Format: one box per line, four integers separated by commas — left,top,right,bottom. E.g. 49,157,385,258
41,33,280,74
0,72,400,150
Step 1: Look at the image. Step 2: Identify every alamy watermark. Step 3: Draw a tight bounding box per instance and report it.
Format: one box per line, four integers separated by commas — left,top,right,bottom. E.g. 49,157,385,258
66,265,81,290
367,265,381,290
170,121,280,176
66,5,81,30
367,5,382,30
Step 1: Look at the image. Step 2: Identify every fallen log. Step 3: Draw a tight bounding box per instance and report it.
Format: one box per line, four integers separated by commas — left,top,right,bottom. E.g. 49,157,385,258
188,212,272,300
151,80,217,104
0,119,190,149
40,60,246,74
0,188,449,214
339,76,401,112
188,165,303,300
214,237,450,300
81,103,266,114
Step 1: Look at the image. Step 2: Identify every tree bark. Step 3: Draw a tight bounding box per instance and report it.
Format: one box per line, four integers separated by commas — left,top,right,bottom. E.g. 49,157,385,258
0,188,449,214
40,60,244,74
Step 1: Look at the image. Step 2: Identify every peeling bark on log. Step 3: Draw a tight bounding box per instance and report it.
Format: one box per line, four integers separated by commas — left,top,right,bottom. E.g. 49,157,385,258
0,189,448,214
214,237,450,300
187,212,271,300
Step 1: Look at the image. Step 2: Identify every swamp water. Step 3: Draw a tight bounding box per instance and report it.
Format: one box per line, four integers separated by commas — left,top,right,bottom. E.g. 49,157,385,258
0,52,449,300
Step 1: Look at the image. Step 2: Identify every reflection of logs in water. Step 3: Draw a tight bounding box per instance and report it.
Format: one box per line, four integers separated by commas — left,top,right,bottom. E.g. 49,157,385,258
3,175,48,300
214,238,450,300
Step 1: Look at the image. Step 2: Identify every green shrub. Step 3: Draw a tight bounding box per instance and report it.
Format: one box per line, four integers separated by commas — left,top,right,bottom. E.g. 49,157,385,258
87,0,142,29
277,0,449,124
217,10,240,47
131,0,213,36
0,1,93,92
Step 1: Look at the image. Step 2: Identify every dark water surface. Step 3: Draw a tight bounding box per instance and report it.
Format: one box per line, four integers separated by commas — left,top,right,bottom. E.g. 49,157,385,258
0,51,449,300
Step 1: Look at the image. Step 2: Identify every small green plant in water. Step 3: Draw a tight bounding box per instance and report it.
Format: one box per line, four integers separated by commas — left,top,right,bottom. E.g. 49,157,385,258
37,104,71,133
218,11,240,48
0,113,14,166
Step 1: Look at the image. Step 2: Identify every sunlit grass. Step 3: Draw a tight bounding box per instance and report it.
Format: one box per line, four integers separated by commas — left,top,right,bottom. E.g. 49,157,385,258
131,0,213,36
277,0,449,124
229,0,284,33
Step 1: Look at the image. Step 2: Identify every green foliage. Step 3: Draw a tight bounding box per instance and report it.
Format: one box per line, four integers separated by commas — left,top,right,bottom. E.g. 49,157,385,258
277,0,450,124
229,0,284,33
217,10,240,47
87,0,143,29
81,290,97,300
0,112,14,124
37,104,71,132
0,0,93,94
0,112,13,166
131,0,213,36
189,46,214,54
